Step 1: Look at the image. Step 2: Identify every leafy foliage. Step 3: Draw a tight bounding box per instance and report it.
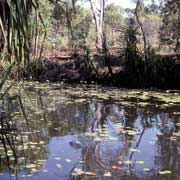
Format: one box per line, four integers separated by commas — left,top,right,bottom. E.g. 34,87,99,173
160,0,180,52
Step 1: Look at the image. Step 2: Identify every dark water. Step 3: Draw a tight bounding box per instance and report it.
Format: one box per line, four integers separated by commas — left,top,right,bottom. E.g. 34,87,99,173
0,83,180,180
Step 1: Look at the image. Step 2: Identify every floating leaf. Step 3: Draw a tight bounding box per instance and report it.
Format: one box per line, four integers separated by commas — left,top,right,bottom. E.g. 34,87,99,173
26,164,36,169
112,165,121,170
159,170,172,175
127,130,137,135
27,174,33,177
124,160,132,164
103,172,112,177
130,148,140,152
31,168,38,172
54,157,61,160
74,168,84,175
176,123,180,127
108,136,118,141
65,159,71,163
84,132,96,137
39,141,45,145
100,133,108,137
170,136,176,141
56,164,62,168
144,168,150,171
29,142,38,145
42,169,48,172
94,137,102,142
85,171,96,176
136,160,144,164
173,132,180,136
156,132,163,136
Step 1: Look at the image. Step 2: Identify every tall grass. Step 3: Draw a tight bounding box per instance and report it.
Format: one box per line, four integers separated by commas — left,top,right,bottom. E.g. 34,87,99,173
0,0,46,93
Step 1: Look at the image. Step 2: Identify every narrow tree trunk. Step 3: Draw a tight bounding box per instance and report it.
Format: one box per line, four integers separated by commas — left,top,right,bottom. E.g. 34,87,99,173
89,0,105,54
0,1,7,50
175,9,180,53
65,3,75,51
135,0,147,61
89,0,113,76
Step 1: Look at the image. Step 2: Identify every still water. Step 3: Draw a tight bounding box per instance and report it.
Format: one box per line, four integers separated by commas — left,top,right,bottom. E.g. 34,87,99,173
0,82,180,180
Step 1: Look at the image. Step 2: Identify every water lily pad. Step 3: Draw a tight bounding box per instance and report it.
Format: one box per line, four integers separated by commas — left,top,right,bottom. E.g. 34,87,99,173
159,170,172,175
103,172,112,177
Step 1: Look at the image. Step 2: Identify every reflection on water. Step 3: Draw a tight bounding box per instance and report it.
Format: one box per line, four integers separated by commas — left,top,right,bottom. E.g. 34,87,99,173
0,85,180,180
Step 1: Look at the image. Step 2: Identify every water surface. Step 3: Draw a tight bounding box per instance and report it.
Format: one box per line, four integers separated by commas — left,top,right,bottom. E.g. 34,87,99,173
0,82,180,180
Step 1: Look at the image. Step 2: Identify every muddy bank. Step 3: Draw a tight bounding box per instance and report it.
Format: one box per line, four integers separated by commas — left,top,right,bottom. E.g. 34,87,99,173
25,53,180,89
27,54,123,83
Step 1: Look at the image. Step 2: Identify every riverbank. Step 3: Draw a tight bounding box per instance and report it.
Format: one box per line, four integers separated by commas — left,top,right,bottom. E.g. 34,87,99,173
19,52,180,90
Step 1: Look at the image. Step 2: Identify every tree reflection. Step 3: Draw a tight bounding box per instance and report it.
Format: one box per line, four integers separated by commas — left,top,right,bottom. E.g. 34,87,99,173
69,103,180,179
0,93,50,179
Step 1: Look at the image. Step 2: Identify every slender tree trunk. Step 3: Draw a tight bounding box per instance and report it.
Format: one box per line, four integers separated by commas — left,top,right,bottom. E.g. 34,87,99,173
89,0,113,76
0,1,7,50
89,0,105,54
135,0,147,61
175,9,180,53
66,4,74,41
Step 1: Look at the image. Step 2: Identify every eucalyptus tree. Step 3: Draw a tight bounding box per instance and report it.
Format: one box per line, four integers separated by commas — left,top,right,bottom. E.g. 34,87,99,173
134,0,147,60
88,0,106,54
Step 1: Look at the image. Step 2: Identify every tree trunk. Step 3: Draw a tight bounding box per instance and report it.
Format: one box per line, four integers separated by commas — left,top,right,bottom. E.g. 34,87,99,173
89,0,105,54
135,0,147,61
89,0,113,76
175,9,180,53
0,1,7,51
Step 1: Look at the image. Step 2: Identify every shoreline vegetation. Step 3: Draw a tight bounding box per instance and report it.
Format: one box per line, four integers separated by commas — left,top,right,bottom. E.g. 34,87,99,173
21,51,180,90
0,0,180,91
